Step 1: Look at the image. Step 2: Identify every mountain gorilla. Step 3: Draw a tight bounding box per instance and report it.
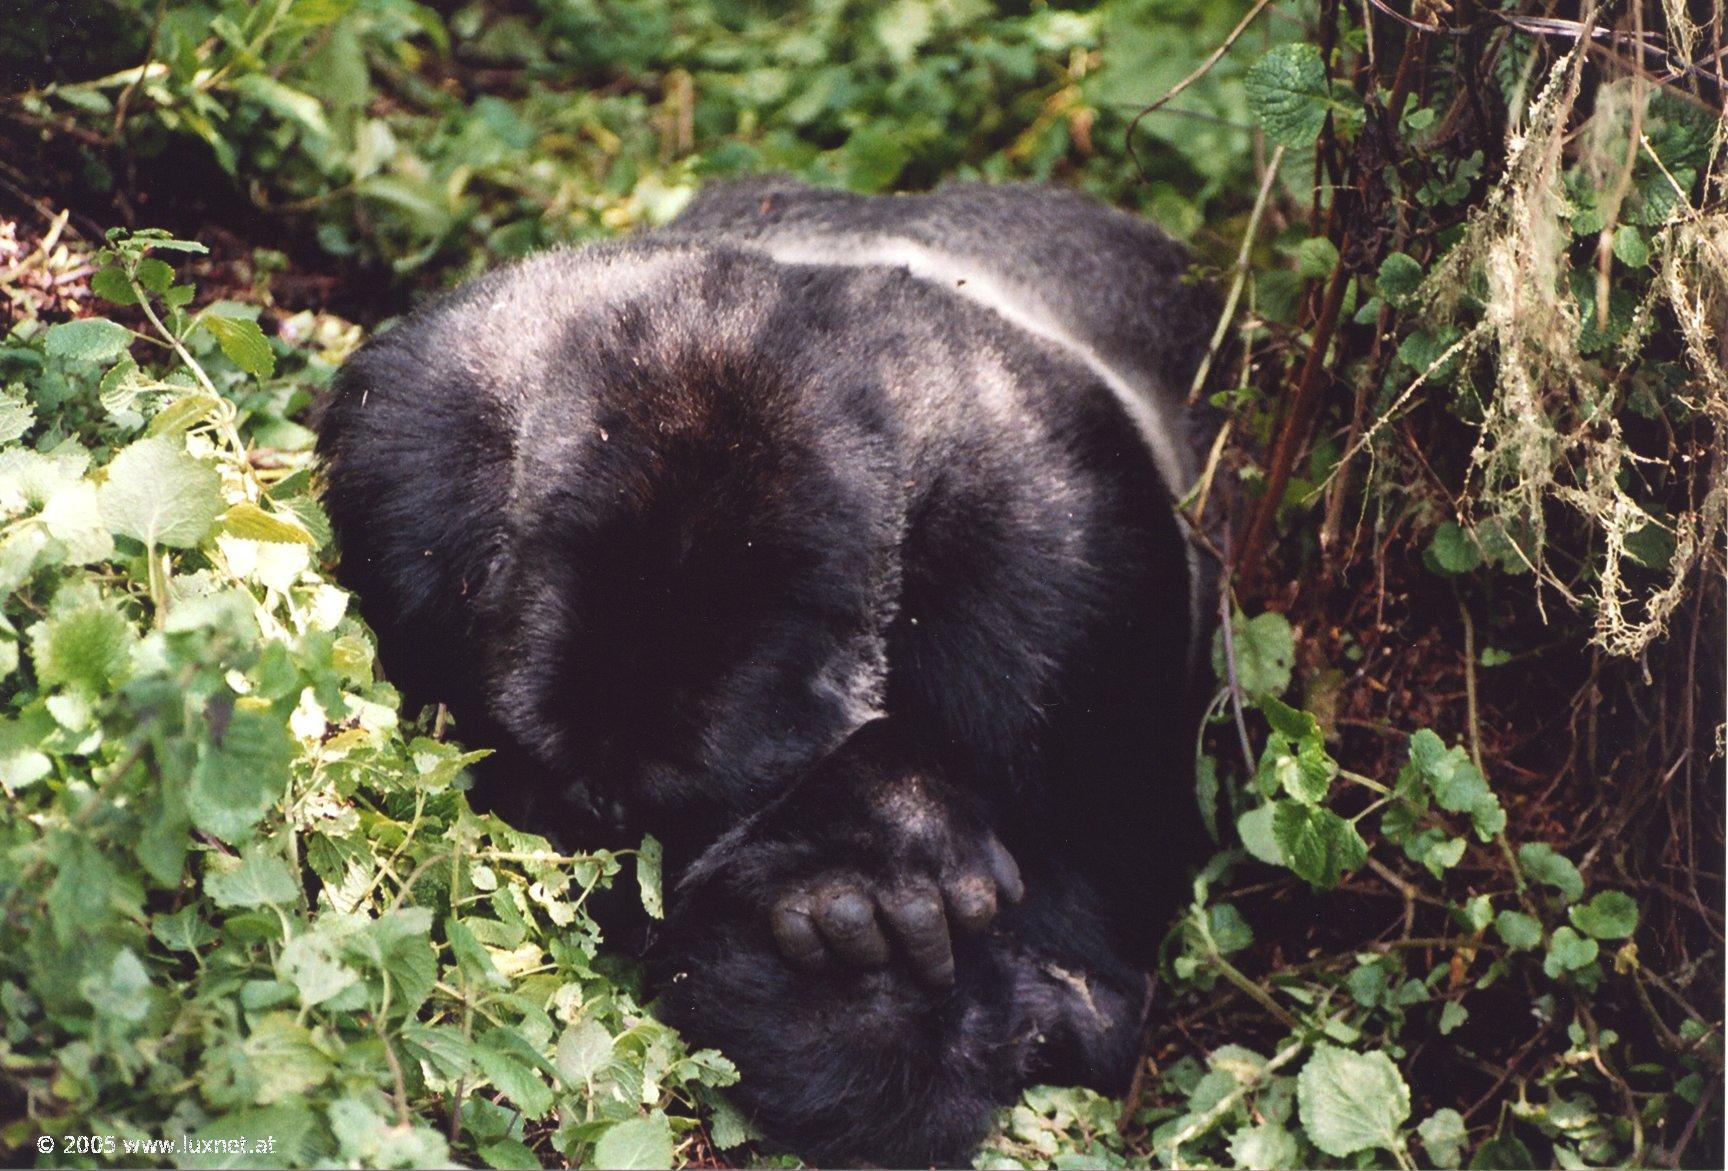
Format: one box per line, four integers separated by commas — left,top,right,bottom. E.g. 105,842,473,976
317,178,1217,1167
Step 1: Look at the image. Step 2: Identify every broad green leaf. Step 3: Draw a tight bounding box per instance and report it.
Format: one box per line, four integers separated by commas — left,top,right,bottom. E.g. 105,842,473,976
1214,609,1295,700
1568,890,1639,940
205,844,299,908
278,929,360,1006
1272,801,1367,889
1419,1108,1469,1169
475,1040,553,1117
1425,522,1482,574
1228,1122,1298,1170
97,435,224,548
29,601,134,693
556,1019,615,1086
1244,43,1331,148
217,501,317,545
1543,925,1600,978
480,1139,541,1170
190,705,296,843
1377,252,1424,306
1517,842,1584,904
43,318,136,364
590,1112,676,1170
243,1013,333,1103
1439,1000,1469,1034
1296,1044,1411,1158
1494,910,1543,951
1237,802,1284,865
201,314,277,379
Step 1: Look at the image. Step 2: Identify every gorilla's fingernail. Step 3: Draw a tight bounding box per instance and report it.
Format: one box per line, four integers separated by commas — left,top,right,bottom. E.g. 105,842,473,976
943,874,996,935
985,835,1025,904
771,901,827,969
816,888,890,967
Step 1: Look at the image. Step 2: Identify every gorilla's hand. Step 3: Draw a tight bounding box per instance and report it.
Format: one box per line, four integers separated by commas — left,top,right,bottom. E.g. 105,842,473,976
677,719,1023,988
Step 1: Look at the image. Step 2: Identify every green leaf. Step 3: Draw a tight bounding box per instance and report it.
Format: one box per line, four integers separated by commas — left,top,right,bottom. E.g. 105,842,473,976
201,314,277,379
1244,43,1332,148
90,267,140,305
30,601,135,693
97,435,225,548
1237,803,1285,866
637,833,664,919
591,1113,676,1170
1470,1135,1534,1169
1425,522,1482,574
1418,1108,1469,1169
278,929,360,1006
1439,1000,1469,1035
1494,910,1543,951
1568,891,1639,940
1543,925,1600,978
43,318,136,364
1207,903,1253,955
216,501,317,545
1214,609,1295,700
1272,801,1367,889
1228,1122,1299,1170
1296,1044,1412,1158
190,705,296,843
480,1139,542,1170
243,1014,333,1104
475,1036,553,1117
556,1019,615,1086
1377,252,1424,306
205,844,299,908
1517,843,1584,904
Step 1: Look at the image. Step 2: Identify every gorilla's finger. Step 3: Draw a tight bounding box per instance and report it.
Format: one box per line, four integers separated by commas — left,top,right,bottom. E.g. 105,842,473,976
770,896,827,970
880,884,955,988
814,886,890,968
984,833,1025,904
941,871,997,936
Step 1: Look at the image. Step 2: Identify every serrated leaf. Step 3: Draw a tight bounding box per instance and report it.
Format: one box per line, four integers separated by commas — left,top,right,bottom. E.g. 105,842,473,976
475,1034,553,1117
1214,609,1294,700
1296,1044,1411,1158
29,601,135,693
190,705,296,842
557,1019,615,1085
1272,801,1367,889
201,314,277,379
1245,43,1332,148
1419,1108,1468,1169
1228,1121,1299,1170
1377,252,1424,305
97,435,225,548
205,844,299,908
44,318,136,364
591,1113,675,1170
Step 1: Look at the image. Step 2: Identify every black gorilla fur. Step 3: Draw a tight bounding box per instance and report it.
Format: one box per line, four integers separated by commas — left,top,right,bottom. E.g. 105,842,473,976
317,178,1217,1167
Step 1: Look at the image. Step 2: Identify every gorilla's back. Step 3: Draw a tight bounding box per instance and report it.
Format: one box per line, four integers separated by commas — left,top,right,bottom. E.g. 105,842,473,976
665,178,1214,497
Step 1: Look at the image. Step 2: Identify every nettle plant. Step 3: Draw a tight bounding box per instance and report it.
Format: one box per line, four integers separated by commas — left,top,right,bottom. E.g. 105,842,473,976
1079,606,1671,1171
0,231,738,1169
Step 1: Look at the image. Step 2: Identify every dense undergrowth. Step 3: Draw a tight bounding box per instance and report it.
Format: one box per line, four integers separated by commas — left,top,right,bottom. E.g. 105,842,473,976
1,1,1723,1167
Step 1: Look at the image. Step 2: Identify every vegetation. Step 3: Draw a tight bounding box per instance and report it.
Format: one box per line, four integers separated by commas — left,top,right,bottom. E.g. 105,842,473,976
0,1,1721,1168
